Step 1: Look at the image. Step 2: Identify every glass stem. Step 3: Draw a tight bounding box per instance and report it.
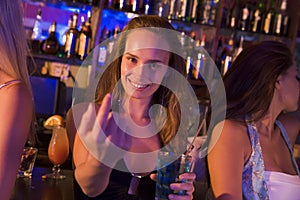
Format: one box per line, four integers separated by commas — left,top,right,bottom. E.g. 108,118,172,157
52,164,61,176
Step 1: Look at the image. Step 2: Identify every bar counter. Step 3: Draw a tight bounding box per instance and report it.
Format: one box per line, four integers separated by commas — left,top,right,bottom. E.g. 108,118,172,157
11,167,74,200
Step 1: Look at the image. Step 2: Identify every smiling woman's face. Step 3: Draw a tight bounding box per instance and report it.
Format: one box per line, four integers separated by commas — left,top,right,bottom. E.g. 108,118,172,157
120,30,170,100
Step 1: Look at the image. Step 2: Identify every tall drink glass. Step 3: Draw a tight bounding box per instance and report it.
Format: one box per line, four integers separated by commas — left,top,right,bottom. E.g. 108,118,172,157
155,151,193,200
43,125,69,179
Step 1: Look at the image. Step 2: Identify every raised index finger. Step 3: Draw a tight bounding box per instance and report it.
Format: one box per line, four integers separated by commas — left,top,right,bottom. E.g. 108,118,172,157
96,93,112,128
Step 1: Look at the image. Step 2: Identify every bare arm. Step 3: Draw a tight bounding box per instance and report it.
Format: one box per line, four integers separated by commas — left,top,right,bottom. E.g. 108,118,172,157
0,83,33,200
73,133,113,197
68,94,120,197
207,120,250,200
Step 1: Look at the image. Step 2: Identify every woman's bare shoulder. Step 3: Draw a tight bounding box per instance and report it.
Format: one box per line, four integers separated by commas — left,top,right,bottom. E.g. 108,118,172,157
213,120,247,137
210,120,248,148
0,81,32,106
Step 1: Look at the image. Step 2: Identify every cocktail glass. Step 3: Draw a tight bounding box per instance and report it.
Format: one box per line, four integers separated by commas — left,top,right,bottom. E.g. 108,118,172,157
43,125,69,179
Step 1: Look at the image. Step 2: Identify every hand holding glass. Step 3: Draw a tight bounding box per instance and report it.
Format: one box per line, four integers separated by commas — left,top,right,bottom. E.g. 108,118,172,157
155,152,193,200
44,125,69,179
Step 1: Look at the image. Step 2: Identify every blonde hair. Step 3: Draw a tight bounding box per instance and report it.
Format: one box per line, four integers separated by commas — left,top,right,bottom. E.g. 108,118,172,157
0,0,31,87
0,0,35,145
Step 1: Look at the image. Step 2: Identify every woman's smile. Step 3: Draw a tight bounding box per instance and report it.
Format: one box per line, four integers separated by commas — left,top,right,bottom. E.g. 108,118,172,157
127,78,152,90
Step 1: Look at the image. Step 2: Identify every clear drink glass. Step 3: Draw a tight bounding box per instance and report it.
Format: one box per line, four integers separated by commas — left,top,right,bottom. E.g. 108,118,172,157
43,125,69,179
17,147,38,178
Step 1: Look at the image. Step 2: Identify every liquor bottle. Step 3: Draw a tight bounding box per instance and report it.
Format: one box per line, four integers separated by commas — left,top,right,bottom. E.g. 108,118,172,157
227,0,240,28
193,0,205,24
251,0,266,33
115,0,126,10
167,0,176,20
64,12,79,58
100,26,110,42
201,0,211,25
31,9,42,41
221,3,232,28
186,55,193,79
239,0,253,32
105,0,114,8
215,37,224,71
78,11,93,60
142,0,152,15
153,0,169,18
194,36,207,79
131,0,140,13
190,0,199,23
171,0,182,20
41,21,60,55
31,9,43,53
185,0,195,22
233,35,244,60
273,0,289,36
208,0,219,26
107,25,120,54
220,37,234,76
262,0,275,35
178,0,188,21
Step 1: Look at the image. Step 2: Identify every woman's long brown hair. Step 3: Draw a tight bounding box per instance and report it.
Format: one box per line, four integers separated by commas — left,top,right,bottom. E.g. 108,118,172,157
223,40,293,122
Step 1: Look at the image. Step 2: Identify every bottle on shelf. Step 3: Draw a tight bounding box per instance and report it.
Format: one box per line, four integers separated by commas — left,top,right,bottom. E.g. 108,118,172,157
184,0,195,22
41,21,60,55
122,0,141,13
190,0,199,23
131,0,140,13
178,0,188,21
220,36,234,76
31,8,43,54
208,0,219,26
262,0,276,35
233,35,244,60
77,11,93,60
100,25,111,42
250,0,266,33
227,0,240,29
185,31,196,79
273,0,289,36
142,0,152,15
200,0,211,25
197,0,219,26
107,25,120,54
194,36,207,80
64,12,79,58
220,2,232,28
239,0,254,32
186,55,193,79
105,0,114,8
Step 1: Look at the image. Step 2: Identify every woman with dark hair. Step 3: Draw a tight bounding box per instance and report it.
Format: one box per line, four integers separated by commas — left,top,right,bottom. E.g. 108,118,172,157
67,15,197,200
207,41,300,199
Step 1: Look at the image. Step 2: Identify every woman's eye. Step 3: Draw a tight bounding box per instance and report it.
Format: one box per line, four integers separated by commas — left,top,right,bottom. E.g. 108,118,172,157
149,63,161,69
128,57,137,64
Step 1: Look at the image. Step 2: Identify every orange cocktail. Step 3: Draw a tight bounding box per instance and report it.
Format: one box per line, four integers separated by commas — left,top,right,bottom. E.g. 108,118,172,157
44,125,70,179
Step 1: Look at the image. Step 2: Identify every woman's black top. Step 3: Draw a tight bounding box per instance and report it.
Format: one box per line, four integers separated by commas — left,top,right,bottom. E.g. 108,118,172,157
74,168,156,200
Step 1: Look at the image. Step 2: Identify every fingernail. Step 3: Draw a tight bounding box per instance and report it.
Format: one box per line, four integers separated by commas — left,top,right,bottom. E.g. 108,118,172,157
179,175,185,179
